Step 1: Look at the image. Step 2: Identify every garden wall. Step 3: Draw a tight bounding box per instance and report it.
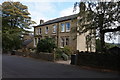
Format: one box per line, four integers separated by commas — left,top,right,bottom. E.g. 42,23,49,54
76,52,120,71
29,52,54,61
14,51,55,61
15,51,23,56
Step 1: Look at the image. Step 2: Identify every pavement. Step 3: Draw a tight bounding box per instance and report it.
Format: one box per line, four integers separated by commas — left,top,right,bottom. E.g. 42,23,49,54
2,54,120,78
55,60,71,65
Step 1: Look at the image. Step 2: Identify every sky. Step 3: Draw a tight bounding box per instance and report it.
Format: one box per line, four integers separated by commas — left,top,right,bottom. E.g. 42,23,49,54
1,0,120,43
0,0,79,29
1,0,79,24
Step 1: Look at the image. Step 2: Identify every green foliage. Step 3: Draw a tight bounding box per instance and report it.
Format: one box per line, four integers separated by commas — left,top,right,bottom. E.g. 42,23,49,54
96,39,101,52
2,32,22,51
96,39,118,52
2,1,36,29
61,46,73,56
37,38,56,53
54,46,72,60
74,1,120,52
61,53,68,61
75,2,120,34
54,48,63,60
2,1,36,51
105,43,117,49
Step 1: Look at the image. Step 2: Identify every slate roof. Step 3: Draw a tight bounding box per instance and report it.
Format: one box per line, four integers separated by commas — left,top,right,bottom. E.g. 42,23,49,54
34,14,78,27
22,39,33,46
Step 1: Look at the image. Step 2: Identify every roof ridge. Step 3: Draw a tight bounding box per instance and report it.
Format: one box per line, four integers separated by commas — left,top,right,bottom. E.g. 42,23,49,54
34,14,78,27
46,13,78,22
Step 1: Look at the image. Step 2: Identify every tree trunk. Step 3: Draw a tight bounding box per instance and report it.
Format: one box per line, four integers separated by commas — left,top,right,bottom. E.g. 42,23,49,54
100,30,105,53
99,13,105,53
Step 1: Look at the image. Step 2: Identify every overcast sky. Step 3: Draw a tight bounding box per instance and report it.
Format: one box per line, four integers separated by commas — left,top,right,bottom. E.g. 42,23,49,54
1,0,119,43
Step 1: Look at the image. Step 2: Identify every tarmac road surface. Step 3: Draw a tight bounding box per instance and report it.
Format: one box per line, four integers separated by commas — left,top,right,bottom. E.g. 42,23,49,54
2,54,120,78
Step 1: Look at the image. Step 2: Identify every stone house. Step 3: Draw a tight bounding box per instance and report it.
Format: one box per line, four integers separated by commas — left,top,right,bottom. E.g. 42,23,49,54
33,14,96,52
22,33,34,52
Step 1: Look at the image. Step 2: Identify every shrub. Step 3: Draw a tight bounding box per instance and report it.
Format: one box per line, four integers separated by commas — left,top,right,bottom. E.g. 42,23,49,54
55,46,72,60
62,53,68,61
37,38,56,53
61,46,73,56
54,48,63,60
77,52,120,70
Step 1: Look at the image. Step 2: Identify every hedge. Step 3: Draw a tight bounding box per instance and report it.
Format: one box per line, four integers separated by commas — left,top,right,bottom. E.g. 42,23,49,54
76,52,120,71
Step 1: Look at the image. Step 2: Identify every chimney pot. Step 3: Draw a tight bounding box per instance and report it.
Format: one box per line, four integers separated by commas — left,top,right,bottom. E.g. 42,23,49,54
40,19,44,24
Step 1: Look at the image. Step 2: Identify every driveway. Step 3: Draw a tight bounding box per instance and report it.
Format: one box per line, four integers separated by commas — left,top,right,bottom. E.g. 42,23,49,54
2,54,120,78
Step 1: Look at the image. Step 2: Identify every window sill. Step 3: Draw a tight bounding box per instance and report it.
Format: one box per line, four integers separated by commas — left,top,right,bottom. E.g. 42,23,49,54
45,32,48,34
52,32,56,34
66,30,70,32
60,46,64,48
60,32,70,33
61,31,65,32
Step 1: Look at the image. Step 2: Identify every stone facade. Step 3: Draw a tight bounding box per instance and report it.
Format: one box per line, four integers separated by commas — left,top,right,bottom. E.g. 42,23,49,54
33,14,96,52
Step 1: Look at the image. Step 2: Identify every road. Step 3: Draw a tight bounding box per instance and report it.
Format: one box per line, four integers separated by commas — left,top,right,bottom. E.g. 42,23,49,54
2,54,120,78
0,53,2,79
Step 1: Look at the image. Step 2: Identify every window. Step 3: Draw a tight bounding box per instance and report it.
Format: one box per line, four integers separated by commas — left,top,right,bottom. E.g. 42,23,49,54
60,37,69,48
61,37,64,47
38,38,40,42
61,23,65,32
66,37,69,45
35,38,37,45
35,29,38,35
53,25,56,33
45,27,48,34
39,28,41,34
66,22,70,32
45,36,48,39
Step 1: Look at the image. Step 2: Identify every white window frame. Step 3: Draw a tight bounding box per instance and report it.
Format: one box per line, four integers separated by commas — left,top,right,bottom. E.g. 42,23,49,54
66,22,70,32
53,25,56,33
61,23,65,32
35,28,38,35
60,37,64,48
65,37,69,46
45,26,49,34
39,28,42,34
34,38,37,46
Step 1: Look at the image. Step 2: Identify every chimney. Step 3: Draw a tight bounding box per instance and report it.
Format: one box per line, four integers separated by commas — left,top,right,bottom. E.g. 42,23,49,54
40,19,44,24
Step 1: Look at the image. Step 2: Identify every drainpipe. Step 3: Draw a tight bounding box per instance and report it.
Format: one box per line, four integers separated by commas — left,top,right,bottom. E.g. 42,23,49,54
57,23,59,47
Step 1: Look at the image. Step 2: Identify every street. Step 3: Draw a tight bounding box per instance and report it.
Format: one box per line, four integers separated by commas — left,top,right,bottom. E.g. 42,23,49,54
2,54,120,78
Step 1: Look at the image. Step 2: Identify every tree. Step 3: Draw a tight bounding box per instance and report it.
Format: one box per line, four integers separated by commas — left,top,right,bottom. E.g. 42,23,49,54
2,1,36,51
0,5,2,50
74,1,120,52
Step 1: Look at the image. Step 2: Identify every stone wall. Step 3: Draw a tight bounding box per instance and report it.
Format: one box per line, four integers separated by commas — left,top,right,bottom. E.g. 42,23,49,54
15,51,55,61
29,52,55,61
